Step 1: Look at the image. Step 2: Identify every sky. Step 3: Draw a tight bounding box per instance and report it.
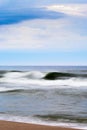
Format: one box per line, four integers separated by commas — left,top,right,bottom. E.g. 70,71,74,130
0,0,87,65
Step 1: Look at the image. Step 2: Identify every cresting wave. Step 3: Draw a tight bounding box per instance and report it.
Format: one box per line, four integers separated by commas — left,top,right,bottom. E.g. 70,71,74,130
0,70,45,79
0,70,87,79
0,71,87,91
0,69,86,90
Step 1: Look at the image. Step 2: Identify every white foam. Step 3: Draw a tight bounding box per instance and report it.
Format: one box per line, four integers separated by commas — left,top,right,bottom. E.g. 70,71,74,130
0,114,86,130
1,71,87,84
4,72,23,79
0,87,15,92
23,71,45,79
0,78,87,88
0,71,87,92
4,71,45,79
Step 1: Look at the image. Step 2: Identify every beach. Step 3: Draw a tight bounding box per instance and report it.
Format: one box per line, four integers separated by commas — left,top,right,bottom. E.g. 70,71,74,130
0,121,80,130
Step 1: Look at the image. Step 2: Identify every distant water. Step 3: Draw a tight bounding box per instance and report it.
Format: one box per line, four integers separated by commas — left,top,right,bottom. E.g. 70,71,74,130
0,66,87,129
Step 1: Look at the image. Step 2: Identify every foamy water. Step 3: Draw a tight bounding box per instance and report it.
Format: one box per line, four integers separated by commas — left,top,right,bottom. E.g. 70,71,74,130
0,66,87,129
0,114,87,129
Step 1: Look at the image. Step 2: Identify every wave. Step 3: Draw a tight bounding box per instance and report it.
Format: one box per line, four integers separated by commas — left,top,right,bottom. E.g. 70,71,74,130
44,72,76,80
0,114,86,130
0,78,87,93
35,114,87,123
0,88,24,93
0,70,87,80
0,71,87,92
0,71,45,79
44,72,87,80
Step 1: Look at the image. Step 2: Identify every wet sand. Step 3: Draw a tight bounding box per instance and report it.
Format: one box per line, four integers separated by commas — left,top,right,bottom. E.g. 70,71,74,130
0,120,80,130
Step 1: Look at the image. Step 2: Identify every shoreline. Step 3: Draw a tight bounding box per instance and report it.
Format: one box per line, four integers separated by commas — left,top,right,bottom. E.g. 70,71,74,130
0,120,80,130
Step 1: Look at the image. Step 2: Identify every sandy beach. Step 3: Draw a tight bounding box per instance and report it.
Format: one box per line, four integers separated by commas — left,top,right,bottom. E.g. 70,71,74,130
0,121,80,130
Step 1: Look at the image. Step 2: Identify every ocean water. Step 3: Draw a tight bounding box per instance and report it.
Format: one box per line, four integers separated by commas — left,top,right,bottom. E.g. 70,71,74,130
0,66,87,129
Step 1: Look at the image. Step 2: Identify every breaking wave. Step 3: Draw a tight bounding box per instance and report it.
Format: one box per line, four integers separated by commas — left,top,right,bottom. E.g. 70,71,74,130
0,114,86,130
0,71,45,79
35,114,87,123
0,70,87,79
0,70,87,92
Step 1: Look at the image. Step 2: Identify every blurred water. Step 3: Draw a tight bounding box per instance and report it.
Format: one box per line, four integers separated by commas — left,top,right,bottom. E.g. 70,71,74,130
0,66,87,129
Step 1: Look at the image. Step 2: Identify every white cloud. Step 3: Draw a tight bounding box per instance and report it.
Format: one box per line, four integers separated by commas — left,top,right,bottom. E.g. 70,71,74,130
0,25,43,49
46,4,87,17
0,18,87,51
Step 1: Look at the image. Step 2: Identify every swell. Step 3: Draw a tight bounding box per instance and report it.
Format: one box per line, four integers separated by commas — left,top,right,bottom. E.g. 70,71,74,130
35,114,87,123
44,72,75,80
44,72,87,80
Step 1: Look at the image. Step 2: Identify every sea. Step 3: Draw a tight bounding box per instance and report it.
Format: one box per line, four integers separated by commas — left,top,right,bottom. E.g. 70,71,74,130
0,66,87,129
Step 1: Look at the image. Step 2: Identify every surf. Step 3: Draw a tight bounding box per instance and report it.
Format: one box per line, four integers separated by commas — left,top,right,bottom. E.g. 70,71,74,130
0,70,87,93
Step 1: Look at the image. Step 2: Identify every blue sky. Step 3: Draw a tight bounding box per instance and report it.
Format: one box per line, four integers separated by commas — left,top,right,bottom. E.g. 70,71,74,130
0,0,87,65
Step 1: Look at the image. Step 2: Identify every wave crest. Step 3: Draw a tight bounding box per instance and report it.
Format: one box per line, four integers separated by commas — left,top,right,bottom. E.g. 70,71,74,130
0,71,45,79
0,71,87,80
44,72,75,80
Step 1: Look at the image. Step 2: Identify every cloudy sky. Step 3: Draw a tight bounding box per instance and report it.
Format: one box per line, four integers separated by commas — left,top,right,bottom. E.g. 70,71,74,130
0,0,87,65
